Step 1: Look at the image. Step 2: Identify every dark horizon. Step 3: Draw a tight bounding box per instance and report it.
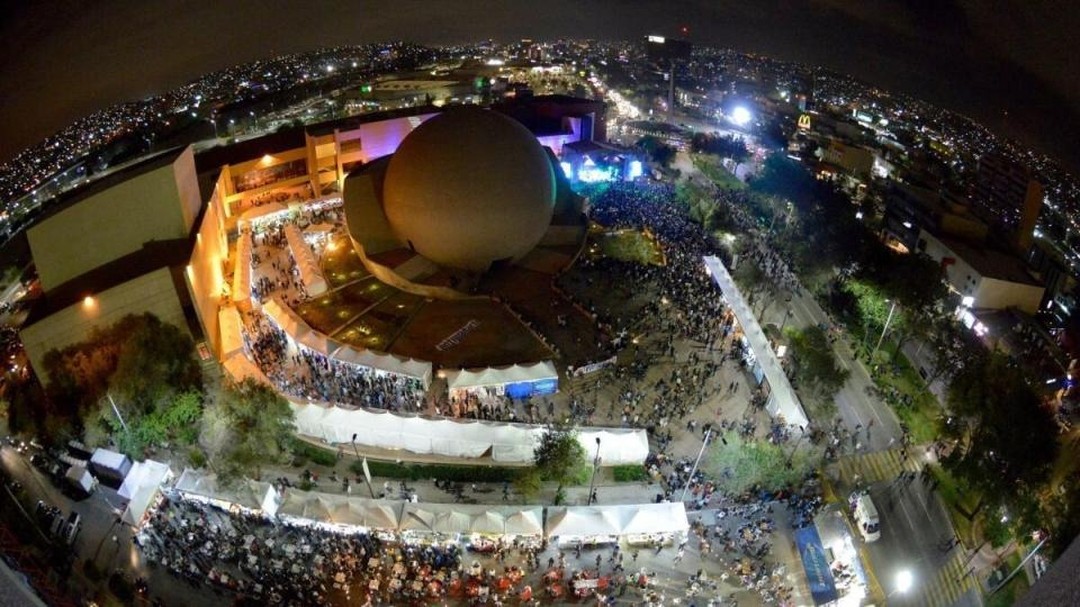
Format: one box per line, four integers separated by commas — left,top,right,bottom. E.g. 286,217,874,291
2,0,1079,174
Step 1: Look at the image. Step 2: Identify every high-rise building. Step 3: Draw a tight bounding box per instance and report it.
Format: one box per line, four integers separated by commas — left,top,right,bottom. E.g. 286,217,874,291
970,152,1044,253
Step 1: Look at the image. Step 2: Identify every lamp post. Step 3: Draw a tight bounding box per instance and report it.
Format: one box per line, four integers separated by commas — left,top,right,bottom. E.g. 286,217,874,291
351,433,376,499
889,569,914,598
587,437,601,505
871,299,899,361
679,428,714,502
785,426,807,468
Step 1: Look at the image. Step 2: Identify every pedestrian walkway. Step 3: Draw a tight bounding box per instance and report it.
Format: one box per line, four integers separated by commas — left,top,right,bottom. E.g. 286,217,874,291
835,448,922,485
911,547,982,606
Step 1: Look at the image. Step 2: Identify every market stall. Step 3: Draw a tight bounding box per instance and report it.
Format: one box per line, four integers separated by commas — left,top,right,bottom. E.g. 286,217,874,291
174,469,280,517
283,223,328,296
444,361,559,401
118,459,172,527
289,402,650,465
545,503,690,548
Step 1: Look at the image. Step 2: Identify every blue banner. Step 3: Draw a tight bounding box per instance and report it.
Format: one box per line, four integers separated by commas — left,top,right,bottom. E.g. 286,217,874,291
795,526,839,605
505,378,558,399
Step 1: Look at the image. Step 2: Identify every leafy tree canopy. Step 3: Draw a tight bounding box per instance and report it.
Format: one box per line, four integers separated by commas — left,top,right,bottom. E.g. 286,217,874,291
533,424,589,491
200,378,295,482
944,352,1059,496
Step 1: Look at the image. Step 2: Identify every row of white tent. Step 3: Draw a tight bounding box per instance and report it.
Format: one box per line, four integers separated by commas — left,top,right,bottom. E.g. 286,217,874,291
172,469,686,538
262,296,433,386
444,362,558,392
290,402,650,465
232,231,253,308
283,223,329,297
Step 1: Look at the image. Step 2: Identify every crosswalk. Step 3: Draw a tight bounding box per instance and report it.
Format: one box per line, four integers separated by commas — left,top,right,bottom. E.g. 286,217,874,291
834,449,981,606
835,448,922,485
911,548,981,606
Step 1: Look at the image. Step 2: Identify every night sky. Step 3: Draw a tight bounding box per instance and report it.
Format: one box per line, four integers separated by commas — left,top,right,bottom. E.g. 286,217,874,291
2,0,1078,171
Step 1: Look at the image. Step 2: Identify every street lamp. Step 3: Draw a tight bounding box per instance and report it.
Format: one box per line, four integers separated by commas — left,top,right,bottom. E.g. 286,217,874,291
351,433,376,499
891,569,914,597
587,437,601,504
871,299,899,360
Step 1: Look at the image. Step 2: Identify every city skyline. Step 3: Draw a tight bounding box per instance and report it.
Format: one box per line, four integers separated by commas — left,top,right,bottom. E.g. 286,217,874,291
1,0,1079,172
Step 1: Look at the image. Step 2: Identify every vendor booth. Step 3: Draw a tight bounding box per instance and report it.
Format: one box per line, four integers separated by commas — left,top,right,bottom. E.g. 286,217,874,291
444,361,559,401
545,503,689,548
261,296,432,387
118,459,172,527
174,469,280,517
290,402,650,465
283,223,328,296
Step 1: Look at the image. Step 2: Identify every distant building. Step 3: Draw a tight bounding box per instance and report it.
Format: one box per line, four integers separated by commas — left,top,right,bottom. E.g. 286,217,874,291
882,182,987,253
19,98,605,379
819,140,874,182
970,152,1044,253
917,229,1045,314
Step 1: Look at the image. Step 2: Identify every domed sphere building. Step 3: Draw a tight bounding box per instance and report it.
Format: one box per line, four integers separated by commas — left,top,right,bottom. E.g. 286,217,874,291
381,106,556,272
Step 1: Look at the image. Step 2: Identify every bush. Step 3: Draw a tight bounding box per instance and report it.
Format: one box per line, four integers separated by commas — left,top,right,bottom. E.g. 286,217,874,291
187,447,207,469
348,459,521,483
289,439,338,467
612,465,648,482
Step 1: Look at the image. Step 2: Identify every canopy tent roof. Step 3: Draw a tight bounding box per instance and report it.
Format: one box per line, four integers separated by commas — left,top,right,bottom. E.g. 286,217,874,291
444,361,558,391
399,503,543,535
232,231,253,306
222,352,272,386
218,306,244,359
262,296,432,386
290,402,649,465
284,223,328,296
174,469,280,516
121,464,171,527
545,503,689,538
239,201,288,223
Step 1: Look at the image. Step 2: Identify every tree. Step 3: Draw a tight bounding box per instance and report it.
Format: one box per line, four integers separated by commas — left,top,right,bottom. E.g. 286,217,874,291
531,424,588,500
704,431,815,494
785,325,850,414
200,378,295,482
943,352,1058,502
637,136,677,168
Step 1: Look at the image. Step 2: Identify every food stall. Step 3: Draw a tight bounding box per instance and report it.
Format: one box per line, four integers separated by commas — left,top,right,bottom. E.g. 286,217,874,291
545,503,690,549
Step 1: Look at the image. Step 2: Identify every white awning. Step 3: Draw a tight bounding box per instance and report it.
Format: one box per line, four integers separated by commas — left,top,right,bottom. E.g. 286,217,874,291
218,306,244,359
290,402,649,465
444,361,558,391
174,469,279,515
545,503,689,538
284,223,328,296
232,231,253,306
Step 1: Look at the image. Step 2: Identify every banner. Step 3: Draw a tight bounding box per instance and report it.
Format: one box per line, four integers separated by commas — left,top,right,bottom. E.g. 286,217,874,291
794,526,839,605
572,356,617,377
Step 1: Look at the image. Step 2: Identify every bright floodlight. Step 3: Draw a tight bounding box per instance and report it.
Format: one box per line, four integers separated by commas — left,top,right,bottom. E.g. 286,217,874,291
895,570,914,594
731,106,752,126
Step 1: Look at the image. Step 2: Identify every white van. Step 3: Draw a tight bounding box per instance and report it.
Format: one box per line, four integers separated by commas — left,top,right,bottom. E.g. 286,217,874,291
852,493,881,542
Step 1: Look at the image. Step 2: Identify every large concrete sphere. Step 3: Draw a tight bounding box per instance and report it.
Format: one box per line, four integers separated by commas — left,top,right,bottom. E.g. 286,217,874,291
382,106,556,272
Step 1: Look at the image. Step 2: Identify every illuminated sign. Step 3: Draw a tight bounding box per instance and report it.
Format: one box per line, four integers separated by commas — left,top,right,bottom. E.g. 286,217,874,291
560,161,573,179
628,160,643,179
647,35,666,43
797,114,811,130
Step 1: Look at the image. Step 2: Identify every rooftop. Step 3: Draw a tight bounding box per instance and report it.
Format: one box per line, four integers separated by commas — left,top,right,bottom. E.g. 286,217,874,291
936,234,1042,286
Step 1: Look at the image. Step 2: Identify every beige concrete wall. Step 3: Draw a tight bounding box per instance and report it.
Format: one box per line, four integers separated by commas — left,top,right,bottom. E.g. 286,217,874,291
172,147,202,233
21,268,188,379
974,278,1044,314
186,189,228,357
28,164,190,292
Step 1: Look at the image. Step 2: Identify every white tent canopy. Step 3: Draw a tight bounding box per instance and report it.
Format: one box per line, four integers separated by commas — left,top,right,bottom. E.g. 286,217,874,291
444,361,558,391
545,503,690,538
119,460,172,526
240,201,288,223
398,503,542,535
232,231,253,307
218,306,245,359
261,296,432,386
284,223,328,296
174,469,280,516
290,402,649,465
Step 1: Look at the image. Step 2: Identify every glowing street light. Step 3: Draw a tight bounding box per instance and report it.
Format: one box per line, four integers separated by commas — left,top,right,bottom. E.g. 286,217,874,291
730,106,752,127
893,569,914,595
